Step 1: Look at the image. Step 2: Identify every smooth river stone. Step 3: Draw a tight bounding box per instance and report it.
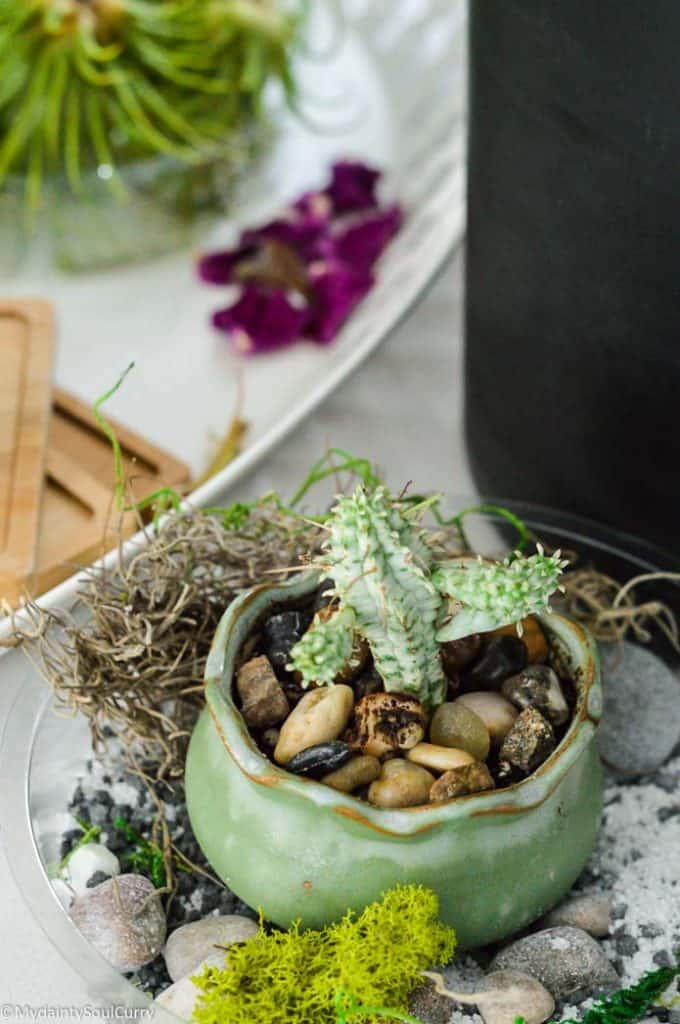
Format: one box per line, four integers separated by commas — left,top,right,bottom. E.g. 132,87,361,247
491,926,619,999
164,914,259,982
599,641,680,776
70,873,166,972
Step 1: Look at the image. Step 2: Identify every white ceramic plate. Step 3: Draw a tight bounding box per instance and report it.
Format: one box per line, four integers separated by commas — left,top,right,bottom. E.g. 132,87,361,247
1,0,466,635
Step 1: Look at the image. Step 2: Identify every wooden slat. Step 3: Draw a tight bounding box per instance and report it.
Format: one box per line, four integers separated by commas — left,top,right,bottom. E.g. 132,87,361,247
0,300,54,607
32,388,190,597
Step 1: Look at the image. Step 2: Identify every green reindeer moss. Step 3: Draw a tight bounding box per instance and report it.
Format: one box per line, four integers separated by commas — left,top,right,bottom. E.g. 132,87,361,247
191,884,455,1024
289,485,566,708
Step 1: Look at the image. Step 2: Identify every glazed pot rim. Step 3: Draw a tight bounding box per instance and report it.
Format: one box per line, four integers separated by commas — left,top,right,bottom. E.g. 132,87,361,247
203,572,602,837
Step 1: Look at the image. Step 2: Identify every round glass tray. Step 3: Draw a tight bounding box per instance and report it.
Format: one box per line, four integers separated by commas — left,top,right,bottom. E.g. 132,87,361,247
1,502,678,1013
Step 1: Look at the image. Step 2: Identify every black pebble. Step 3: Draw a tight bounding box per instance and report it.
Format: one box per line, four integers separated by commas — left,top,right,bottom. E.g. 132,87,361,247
285,741,353,778
353,667,383,701
262,611,310,672
467,635,528,689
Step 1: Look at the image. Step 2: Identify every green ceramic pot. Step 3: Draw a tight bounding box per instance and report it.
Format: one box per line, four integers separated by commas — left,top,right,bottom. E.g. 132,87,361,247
185,573,603,949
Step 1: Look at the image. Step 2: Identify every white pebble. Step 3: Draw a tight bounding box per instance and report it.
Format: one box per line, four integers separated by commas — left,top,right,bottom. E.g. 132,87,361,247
66,843,120,895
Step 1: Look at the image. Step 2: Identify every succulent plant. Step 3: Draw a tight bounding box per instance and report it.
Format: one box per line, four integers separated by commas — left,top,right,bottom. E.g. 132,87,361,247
0,0,303,207
289,486,566,708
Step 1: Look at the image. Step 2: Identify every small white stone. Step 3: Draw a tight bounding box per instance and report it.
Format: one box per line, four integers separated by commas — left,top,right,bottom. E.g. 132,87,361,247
66,843,120,895
164,914,258,982
154,953,224,1021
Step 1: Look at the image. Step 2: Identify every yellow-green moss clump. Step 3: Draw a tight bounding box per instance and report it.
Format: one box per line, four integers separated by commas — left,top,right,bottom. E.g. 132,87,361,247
191,885,456,1024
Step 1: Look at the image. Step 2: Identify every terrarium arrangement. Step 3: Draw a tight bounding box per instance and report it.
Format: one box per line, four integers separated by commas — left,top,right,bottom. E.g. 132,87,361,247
8,446,680,1023
0,0,305,270
228,484,571,805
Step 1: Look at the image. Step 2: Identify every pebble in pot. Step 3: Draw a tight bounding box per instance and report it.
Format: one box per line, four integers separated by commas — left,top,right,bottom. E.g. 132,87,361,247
368,759,435,808
65,842,120,895
262,610,309,673
322,754,381,793
236,655,289,730
164,914,258,982
274,685,354,764
499,707,555,775
285,741,353,778
430,702,490,761
501,665,569,727
69,873,166,972
490,617,549,664
430,762,495,803
406,743,475,773
455,692,518,746
440,634,482,680
345,691,427,758
467,635,528,689
491,926,619,1000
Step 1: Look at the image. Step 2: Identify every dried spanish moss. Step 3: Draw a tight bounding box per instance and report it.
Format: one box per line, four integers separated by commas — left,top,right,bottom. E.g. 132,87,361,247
12,503,322,779
559,569,680,652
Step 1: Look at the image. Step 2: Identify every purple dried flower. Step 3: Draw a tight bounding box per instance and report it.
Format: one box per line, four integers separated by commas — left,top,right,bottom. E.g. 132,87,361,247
306,261,375,344
333,205,403,270
326,160,381,213
198,160,402,353
212,286,310,355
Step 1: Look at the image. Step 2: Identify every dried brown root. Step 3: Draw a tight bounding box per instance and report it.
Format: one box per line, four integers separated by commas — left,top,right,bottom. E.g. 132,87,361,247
559,569,680,652
10,504,322,780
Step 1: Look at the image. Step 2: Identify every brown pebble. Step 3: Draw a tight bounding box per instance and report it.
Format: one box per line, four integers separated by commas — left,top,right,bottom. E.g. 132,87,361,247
406,742,475,773
236,655,289,730
274,685,354,764
430,762,495,802
430,701,490,761
440,634,482,678
344,691,427,758
322,754,381,793
368,758,435,808
501,665,569,727
490,617,549,664
456,692,518,746
499,707,555,774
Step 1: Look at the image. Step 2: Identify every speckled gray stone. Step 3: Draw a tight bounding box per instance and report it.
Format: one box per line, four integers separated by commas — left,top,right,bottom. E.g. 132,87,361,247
491,927,619,1000
599,643,680,776
70,873,166,972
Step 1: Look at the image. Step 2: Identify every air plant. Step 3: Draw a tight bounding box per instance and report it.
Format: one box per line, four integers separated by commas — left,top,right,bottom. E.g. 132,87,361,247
289,485,567,709
0,0,304,209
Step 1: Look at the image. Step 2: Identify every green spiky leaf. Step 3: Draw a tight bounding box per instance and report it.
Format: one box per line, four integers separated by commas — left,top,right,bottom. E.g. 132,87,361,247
433,548,568,642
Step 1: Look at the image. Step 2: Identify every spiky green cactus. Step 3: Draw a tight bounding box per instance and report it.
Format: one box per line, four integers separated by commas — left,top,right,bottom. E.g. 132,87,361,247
434,546,568,642
288,487,566,708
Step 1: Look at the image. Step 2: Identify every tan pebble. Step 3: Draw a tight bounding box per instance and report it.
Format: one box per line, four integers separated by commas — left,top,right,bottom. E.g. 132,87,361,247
430,701,491,761
274,685,353,764
368,758,435,808
322,755,381,793
491,617,549,664
236,655,289,730
430,762,495,803
456,692,518,745
406,742,475,773
344,691,427,758
422,968,555,1024
541,893,612,938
